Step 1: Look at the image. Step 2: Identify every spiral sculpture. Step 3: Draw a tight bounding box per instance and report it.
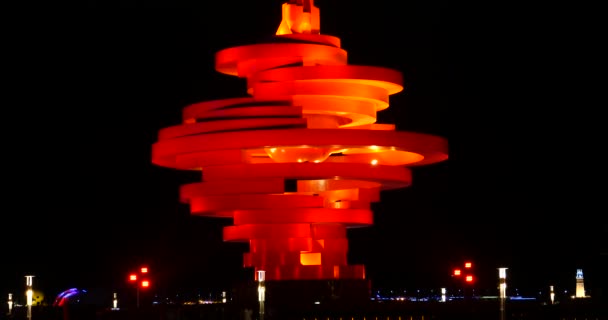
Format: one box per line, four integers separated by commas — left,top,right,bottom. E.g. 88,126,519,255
152,0,448,281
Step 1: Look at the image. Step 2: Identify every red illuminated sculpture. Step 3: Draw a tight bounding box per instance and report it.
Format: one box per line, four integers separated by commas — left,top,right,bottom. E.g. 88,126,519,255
152,0,448,281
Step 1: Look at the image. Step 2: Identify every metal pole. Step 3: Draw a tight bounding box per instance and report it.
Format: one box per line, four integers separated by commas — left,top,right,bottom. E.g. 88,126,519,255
136,287,140,309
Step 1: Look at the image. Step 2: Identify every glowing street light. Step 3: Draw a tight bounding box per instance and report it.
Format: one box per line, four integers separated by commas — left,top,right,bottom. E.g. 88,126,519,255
452,261,475,300
498,268,507,298
128,266,151,308
112,292,118,310
257,270,266,320
498,267,508,320
25,275,34,320
8,293,13,315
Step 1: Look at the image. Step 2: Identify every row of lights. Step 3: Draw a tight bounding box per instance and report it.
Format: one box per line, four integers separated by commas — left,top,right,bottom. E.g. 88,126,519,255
6,264,581,315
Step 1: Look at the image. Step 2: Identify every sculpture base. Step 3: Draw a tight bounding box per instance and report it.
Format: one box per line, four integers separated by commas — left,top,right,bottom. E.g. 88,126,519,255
232,278,371,317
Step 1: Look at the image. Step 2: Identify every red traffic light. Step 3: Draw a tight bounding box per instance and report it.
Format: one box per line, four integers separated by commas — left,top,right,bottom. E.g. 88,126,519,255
129,274,137,281
141,280,150,288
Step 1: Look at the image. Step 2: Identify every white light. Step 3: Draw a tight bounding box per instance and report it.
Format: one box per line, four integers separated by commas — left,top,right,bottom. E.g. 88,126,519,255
24,275,34,320
498,267,508,320
371,159,378,165
8,293,13,313
26,289,33,306
257,270,266,302
498,268,507,299
499,268,507,279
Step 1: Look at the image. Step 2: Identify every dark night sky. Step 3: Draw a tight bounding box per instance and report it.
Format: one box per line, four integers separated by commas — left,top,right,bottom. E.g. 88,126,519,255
2,0,606,302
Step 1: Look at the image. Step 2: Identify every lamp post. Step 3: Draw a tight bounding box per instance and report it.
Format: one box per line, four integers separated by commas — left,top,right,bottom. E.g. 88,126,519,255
128,266,151,309
112,292,118,310
8,293,13,315
498,267,508,320
257,270,265,320
451,261,474,300
25,275,34,320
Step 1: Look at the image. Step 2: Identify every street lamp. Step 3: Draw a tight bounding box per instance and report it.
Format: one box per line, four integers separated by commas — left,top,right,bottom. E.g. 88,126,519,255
451,261,475,300
498,267,508,320
257,270,265,320
112,292,118,310
25,275,34,320
8,293,13,315
128,266,151,309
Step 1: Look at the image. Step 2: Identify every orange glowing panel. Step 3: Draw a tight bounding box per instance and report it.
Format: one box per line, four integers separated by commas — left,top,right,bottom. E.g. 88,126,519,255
465,275,474,283
141,280,150,288
141,267,148,273
151,0,447,281
300,252,322,265
129,274,137,281
465,262,472,269
453,269,461,276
